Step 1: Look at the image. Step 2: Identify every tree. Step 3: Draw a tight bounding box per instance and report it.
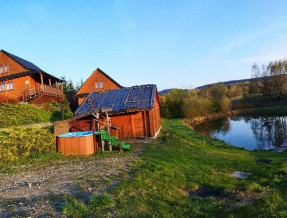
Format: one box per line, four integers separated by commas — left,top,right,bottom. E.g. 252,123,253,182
61,76,79,112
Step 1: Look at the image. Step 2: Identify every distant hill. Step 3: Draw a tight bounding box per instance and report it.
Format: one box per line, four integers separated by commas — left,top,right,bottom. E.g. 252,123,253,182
159,89,176,95
159,77,264,95
196,77,264,90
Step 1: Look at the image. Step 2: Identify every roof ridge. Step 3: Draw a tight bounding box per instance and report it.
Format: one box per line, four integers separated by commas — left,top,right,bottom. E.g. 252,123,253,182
1,50,43,71
77,68,123,95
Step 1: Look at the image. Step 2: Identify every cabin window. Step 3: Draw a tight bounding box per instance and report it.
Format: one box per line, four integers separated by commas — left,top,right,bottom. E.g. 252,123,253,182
95,82,99,89
1,83,5,91
6,81,14,90
0,66,3,74
5,65,8,73
100,82,104,88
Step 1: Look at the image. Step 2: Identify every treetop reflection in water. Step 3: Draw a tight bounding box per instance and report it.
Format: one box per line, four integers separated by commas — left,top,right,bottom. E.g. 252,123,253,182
194,115,287,150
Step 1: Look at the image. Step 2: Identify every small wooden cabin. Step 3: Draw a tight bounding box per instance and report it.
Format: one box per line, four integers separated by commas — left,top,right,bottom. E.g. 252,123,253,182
76,68,122,105
72,84,161,138
0,50,64,103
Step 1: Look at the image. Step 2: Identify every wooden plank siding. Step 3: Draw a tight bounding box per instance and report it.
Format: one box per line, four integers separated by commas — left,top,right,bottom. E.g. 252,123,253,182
76,68,122,105
0,50,63,103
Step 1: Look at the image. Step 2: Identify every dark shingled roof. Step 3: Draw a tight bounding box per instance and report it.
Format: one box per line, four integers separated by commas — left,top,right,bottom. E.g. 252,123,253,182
74,84,157,117
1,50,43,71
0,50,64,82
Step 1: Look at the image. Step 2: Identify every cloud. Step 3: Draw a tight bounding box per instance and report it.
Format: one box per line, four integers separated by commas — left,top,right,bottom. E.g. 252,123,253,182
202,22,287,63
276,34,287,40
242,54,287,63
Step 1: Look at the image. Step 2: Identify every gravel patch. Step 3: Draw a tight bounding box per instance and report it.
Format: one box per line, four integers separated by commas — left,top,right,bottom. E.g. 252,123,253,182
0,147,143,217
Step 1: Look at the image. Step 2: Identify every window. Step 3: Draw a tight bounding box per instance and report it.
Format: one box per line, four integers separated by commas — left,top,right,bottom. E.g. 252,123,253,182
95,82,99,89
6,82,14,91
10,82,14,90
5,65,8,73
0,83,5,91
0,66,3,74
100,82,104,88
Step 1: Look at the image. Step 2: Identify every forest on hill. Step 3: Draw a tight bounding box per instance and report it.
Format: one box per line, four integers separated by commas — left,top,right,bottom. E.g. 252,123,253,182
160,58,287,120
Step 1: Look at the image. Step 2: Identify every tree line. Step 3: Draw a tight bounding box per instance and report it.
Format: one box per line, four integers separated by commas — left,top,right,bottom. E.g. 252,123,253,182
250,59,287,96
160,84,232,119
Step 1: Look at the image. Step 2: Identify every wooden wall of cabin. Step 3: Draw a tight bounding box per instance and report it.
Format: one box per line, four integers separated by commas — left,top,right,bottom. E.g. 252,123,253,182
110,110,158,138
0,52,28,77
148,92,161,137
0,75,38,102
77,69,121,104
71,94,161,139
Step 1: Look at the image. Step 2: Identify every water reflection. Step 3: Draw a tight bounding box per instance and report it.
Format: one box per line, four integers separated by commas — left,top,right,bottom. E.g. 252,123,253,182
195,115,287,150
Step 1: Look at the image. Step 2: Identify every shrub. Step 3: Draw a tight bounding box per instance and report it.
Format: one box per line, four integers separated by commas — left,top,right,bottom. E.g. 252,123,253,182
0,104,44,127
0,127,55,162
39,99,73,119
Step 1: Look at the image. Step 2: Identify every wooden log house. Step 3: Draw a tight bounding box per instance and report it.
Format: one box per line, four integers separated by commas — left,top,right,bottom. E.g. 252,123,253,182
72,84,161,139
75,68,122,105
0,50,64,103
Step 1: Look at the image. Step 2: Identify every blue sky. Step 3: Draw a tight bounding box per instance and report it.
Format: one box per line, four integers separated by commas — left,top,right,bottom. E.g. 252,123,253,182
1,0,287,90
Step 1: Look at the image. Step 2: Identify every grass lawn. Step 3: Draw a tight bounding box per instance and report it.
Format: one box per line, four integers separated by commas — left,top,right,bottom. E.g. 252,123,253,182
68,119,287,217
2,118,287,217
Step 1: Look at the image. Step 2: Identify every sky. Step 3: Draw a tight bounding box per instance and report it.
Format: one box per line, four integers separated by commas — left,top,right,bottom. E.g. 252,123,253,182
1,0,287,91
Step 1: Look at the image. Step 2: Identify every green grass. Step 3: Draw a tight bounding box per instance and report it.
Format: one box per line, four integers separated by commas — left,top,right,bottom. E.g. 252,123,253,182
102,119,287,217
2,118,287,216
0,104,61,128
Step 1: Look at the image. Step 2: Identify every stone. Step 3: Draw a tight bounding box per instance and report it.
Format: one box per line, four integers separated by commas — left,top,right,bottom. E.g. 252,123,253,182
190,188,221,198
230,171,251,179
256,159,272,164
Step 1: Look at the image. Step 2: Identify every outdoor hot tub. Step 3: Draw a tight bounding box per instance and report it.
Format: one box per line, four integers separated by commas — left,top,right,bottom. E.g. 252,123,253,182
56,131,96,155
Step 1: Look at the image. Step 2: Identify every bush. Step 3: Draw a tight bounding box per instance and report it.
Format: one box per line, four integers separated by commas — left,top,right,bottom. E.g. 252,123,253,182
0,104,44,127
39,99,73,118
0,127,55,162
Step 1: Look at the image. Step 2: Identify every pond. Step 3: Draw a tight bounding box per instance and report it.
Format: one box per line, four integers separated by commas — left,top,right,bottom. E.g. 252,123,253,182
194,115,287,150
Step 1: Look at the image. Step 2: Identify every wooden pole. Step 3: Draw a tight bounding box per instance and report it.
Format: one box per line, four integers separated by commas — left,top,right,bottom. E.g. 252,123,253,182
56,81,58,89
49,79,52,86
119,129,123,152
60,103,64,121
61,82,64,90
40,73,44,86
92,119,97,152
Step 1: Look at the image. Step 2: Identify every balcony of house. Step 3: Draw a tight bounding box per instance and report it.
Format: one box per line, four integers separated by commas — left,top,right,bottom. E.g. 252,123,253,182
20,84,64,102
19,72,64,102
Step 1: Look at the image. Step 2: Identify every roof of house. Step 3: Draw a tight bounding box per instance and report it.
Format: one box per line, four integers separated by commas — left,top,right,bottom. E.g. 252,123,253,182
74,84,157,117
0,50,63,82
76,68,123,95
1,50,43,71
0,70,64,82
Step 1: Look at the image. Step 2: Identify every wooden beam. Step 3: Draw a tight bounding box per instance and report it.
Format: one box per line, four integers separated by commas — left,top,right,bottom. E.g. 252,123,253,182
49,79,51,86
40,73,44,86
56,81,58,89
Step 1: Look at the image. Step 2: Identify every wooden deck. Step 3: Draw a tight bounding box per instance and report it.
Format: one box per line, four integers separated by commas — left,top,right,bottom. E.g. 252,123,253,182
19,85,64,102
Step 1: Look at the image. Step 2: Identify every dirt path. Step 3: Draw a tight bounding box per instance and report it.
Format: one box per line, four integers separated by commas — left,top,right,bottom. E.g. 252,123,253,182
0,147,143,217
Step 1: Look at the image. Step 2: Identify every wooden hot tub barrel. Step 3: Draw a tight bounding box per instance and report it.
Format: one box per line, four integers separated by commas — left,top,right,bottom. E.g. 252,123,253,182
56,131,96,155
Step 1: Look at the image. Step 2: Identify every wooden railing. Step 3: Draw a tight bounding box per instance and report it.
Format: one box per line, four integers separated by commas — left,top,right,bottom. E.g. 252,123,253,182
20,85,64,102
